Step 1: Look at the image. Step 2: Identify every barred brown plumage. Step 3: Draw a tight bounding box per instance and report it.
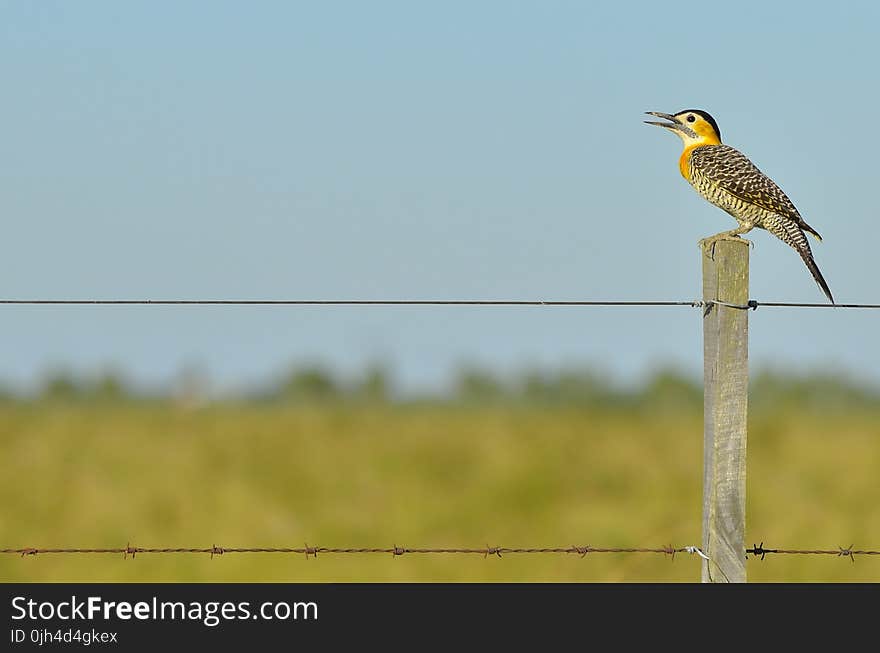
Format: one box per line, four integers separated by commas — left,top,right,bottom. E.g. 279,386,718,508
689,145,820,238
645,109,834,303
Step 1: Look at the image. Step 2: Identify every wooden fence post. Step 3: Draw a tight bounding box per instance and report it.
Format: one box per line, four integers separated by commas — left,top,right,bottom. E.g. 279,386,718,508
701,238,749,583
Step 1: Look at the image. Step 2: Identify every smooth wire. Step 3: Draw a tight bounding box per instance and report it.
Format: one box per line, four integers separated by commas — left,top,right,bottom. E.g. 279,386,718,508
0,298,877,308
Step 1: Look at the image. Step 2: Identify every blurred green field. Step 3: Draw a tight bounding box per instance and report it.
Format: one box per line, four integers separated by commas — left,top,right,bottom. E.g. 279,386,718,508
1,403,878,582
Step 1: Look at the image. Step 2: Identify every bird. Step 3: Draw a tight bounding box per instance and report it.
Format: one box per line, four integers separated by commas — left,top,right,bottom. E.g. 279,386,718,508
645,109,834,303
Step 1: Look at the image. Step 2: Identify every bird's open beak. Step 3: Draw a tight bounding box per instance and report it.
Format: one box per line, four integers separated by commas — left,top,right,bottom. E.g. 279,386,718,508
644,111,683,133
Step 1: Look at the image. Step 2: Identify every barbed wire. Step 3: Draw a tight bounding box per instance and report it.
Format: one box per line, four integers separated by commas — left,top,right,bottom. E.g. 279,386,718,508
0,298,877,309
2,543,878,560
746,543,880,561
1,545,697,559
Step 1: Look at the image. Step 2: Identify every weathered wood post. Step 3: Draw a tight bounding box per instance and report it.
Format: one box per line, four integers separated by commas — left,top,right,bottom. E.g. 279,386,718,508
701,238,749,583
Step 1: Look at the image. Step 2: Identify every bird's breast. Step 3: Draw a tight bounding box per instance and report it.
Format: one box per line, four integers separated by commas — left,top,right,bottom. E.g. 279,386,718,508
679,145,699,181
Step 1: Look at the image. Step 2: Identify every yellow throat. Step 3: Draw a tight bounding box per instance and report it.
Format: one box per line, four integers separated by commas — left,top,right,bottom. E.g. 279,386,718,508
678,124,721,180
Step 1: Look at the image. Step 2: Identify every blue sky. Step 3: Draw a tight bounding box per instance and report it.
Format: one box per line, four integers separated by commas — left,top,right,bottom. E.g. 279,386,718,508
2,1,879,393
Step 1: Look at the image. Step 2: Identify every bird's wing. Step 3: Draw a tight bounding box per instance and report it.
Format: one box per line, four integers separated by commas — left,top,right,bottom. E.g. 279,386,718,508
691,145,804,222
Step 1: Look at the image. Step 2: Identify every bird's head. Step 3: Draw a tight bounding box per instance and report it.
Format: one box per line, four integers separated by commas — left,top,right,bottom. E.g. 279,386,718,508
644,109,722,146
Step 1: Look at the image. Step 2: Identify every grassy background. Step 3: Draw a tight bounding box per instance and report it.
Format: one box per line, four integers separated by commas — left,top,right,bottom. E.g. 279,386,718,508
2,402,878,582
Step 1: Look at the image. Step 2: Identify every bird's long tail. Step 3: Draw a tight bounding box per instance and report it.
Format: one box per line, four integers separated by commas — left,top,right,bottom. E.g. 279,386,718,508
766,216,834,304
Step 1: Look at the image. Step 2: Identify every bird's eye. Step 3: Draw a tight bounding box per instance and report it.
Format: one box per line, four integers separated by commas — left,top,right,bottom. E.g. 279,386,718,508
686,114,696,123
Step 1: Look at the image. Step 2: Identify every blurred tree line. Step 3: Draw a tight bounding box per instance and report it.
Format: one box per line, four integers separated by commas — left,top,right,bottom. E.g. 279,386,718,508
0,363,877,413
